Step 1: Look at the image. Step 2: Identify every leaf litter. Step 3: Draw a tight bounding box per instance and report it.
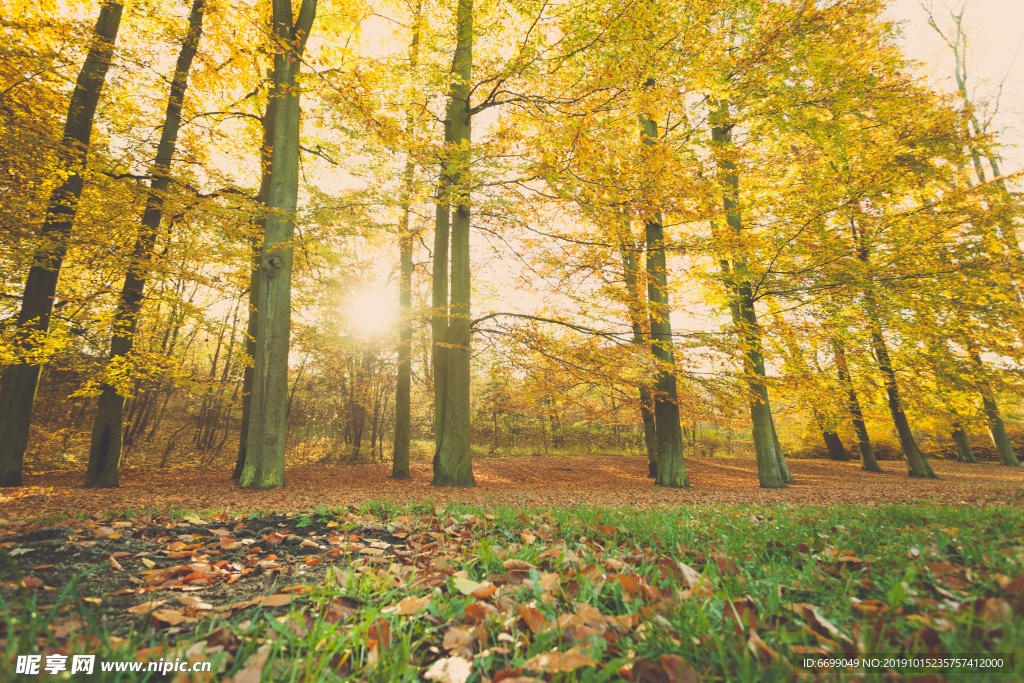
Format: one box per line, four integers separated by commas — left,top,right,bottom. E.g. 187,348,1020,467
1,458,1023,681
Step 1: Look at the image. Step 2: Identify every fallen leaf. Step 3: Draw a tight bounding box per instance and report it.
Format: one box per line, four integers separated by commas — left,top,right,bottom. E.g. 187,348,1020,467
610,574,639,596
384,595,430,616
471,583,497,599
659,654,700,683
423,655,472,683
442,626,475,658
517,603,548,634
453,576,484,596
261,594,292,608
368,617,391,648
503,559,536,571
151,608,192,626
975,597,1011,623
850,598,888,615
522,647,596,674
226,643,270,683
126,600,166,614
747,630,780,663
464,602,497,624
723,597,758,635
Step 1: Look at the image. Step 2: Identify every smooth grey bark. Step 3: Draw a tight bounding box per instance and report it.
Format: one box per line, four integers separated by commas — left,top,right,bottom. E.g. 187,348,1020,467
85,0,205,488
711,102,786,488
967,345,1019,466
239,0,317,489
234,90,275,480
432,0,475,487
619,241,658,478
0,2,123,487
640,83,688,489
830,337,880,471
393,0,422,480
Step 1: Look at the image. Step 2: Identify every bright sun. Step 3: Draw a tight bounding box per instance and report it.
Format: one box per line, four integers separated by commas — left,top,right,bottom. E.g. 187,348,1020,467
347,286,397,336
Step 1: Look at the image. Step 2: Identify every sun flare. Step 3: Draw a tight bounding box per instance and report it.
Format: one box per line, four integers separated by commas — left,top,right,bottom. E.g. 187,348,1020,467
347,286,397,336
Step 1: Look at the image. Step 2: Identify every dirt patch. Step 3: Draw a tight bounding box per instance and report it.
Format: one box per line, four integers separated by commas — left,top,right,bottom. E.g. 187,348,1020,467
0,512,406,644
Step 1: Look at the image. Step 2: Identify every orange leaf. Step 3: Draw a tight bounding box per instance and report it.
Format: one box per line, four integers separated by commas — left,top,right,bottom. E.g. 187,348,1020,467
517,603,548,634
261,594,292,608
464,602,497,624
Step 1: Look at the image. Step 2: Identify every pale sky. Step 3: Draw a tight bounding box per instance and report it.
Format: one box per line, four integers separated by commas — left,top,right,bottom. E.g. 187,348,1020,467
886,0,1024,175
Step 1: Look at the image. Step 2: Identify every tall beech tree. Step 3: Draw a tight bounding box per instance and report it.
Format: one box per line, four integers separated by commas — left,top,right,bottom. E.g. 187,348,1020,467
619,236,659,478
966,342,1019,467
710,102,789,489
829,336,880,471
639,83,688,489
239,0,317,490
432,0,475,487
233,83,276,481
85,0,206,489
392,0,423,481
0,2,124,487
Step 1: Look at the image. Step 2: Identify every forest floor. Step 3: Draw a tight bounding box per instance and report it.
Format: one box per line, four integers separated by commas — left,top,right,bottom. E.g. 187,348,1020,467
2,455,1023,681
2,455,1022,521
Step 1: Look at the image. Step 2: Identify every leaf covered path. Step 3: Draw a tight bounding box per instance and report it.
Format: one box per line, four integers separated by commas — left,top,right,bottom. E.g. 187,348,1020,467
3,455,1022,520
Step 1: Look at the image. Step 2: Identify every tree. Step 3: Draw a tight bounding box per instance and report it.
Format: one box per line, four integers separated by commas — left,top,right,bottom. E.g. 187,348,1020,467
830,336,880,471
639,82,688,489
85,0,207,488
0,1,124,487
393,0,423,480
432,0,476,487
710,101,790,489
234,82,276,481
239,0,318,489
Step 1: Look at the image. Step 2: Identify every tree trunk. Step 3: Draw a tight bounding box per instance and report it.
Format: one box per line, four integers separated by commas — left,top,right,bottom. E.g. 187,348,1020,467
830,336,880,471
769,413,793,482
967,345,1019,466
950,425,977,463
639,386,658,477
639,84,688,489
864,295,936,478
431,143,451,467
711,102,786,488
432,0,475,487
821,430,848,461
89,32,217,474
239,0,317,489
619,241,658,478
234,86,275,479
392,0,422,480
0,2,123,487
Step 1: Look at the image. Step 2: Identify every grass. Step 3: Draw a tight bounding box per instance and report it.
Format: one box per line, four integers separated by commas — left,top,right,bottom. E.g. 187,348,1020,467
3,502,1023,681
